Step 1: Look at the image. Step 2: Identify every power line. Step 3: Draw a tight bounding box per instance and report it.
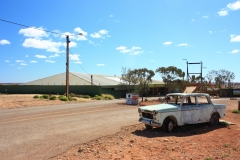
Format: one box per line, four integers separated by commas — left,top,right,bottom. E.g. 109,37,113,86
0,18,80,37
69,49,89,75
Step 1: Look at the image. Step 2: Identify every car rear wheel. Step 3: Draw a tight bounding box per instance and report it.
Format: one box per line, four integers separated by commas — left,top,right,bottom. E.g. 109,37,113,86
209,113,219,126
163,118,174,133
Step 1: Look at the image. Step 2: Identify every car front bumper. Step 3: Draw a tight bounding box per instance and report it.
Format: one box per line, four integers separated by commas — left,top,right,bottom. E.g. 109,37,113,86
139,118,161,127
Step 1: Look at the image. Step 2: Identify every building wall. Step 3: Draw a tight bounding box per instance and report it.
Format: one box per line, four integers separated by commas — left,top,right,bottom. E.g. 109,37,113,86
0,85,102,96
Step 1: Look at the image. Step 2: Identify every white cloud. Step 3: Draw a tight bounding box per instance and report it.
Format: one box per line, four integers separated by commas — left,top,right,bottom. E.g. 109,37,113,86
177,43,189,46
90,32,101,38
109,15,114,17
191,19,194,22
74,61,82,64
216,51,221,54
90,30,110,39
150,60,155,62
132,46,141,50
218,10,228,16
5,60,10,62
116,46,143,55
88,40,94,44
30,61,37,63
163,41,172,45
35,55,47,59
20,63,27,66
230,49,239,54
202,16,209,18
26,55,28,57
49,54,59,58
74,27,88,36
227,1,240,10
0,39,10,45
221,29,227,32
230,34,240,42
63,41,77,48
16,60,24,62
19,27,48,38
69,54,80,61
116,46,127,51
209,31,212,34
45,60,55,63
97,64,105,66
22,38,63,53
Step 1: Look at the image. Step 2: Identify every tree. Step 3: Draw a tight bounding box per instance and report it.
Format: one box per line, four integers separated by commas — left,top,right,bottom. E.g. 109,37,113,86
120,67,138,92
155,66,185,93
131,68,155,102
206,69,235,89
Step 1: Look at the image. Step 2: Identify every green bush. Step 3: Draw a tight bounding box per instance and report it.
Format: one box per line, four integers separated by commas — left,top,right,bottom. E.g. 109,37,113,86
33,95,39,98
43,94,49,99
39,96,44,100
49,95,57,100
93,96,102,100
59,96,68,101
70,93,76,97
71,97,77,101
101,94,114,100
232,109,240,114
68,96,77,101
82,95,91,98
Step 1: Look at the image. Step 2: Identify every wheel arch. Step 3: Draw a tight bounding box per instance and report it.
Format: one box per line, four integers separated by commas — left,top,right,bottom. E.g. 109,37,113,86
163,115,178,126
211,111,220,118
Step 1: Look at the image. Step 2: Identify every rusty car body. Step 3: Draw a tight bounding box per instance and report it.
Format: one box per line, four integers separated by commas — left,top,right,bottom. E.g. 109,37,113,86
138,93,226,132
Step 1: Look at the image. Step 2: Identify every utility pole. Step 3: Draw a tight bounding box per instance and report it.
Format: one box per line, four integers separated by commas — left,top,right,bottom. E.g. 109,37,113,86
66,35,70,99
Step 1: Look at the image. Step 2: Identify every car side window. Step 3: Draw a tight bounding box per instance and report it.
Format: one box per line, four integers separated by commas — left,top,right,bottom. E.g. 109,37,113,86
183,96,196,106
197,96,210,105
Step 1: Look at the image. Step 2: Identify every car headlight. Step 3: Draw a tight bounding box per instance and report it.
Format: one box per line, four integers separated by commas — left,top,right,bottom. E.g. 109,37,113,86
153,110,158,116
138,108,141,113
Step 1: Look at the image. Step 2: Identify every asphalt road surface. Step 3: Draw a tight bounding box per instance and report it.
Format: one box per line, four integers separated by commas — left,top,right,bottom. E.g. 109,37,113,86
0,99,141,160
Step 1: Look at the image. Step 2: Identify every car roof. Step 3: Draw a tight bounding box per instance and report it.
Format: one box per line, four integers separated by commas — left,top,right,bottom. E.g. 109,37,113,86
166,93,209,97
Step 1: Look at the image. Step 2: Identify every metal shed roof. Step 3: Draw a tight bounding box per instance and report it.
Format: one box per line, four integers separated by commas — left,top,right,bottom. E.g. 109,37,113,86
26,72,164,86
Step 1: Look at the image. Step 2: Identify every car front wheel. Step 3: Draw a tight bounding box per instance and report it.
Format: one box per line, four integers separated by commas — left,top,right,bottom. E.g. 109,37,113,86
163,118,174,133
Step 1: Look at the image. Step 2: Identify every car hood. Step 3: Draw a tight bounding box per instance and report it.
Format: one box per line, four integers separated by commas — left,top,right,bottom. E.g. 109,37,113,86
140,104,179,112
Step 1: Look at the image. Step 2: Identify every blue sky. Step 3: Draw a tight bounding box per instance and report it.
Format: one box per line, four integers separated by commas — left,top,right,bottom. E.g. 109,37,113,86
0,0,240,83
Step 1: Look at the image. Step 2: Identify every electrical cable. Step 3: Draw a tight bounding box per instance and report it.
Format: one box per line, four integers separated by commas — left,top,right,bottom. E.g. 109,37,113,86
69,49,90,75
0,18,80,37
0,18,89,74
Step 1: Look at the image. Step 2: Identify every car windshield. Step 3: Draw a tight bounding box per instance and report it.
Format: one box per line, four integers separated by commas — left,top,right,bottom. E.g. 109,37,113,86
161,95,182,105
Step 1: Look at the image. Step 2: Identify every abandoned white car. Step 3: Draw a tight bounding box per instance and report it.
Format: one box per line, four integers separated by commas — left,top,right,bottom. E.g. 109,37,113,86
138,93,226,133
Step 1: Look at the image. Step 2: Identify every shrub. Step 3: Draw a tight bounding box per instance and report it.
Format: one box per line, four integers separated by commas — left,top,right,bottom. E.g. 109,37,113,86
43,94,49,99
93,96,102,100
59,96,68,101
71,97,77,101
33,95,39,98
101,94,114,100
232,109,240,114
39,96,44,100
70,93,76,97
82,95,91,98
49,95,57,100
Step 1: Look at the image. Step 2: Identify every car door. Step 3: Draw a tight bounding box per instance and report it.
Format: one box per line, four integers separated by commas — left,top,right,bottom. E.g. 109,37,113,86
196,95,212,122
181,96,200,124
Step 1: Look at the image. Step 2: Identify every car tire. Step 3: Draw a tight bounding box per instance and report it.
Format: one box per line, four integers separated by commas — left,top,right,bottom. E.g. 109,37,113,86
145,124,153,130
163,118,174,133
209,113,219,126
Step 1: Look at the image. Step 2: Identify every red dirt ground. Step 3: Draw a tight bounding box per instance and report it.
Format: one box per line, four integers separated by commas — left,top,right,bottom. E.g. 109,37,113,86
52,99,240,160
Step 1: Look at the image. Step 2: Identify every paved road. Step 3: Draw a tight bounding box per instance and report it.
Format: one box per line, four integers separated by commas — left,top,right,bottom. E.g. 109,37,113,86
0,99,142,160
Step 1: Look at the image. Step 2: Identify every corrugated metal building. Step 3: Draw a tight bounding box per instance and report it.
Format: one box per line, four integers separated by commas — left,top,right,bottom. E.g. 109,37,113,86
26,72,164,86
